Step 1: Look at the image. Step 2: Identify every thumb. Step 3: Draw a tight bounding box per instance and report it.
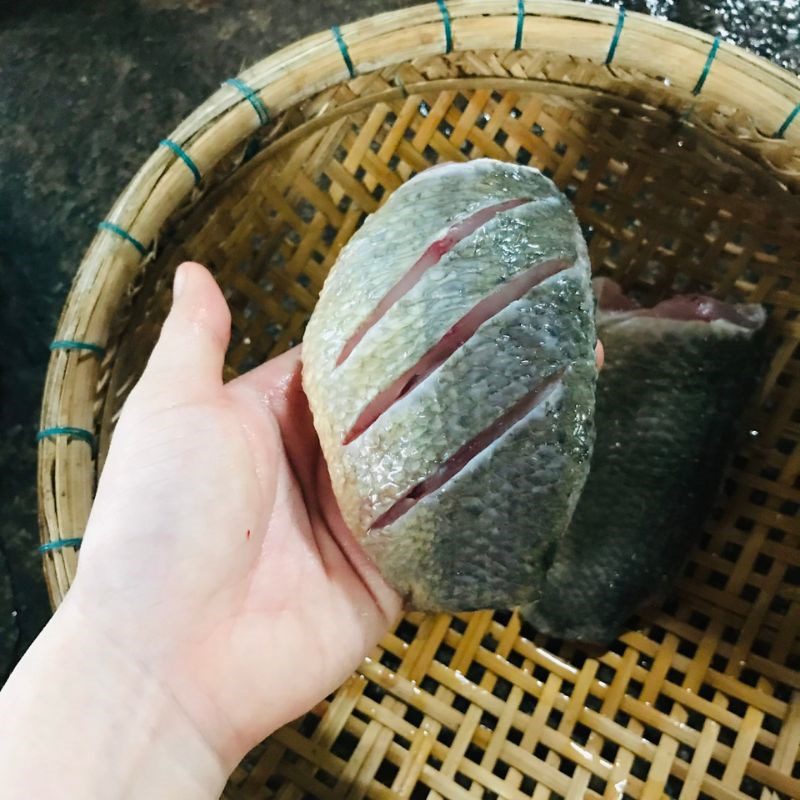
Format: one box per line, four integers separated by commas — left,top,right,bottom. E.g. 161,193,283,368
131,262,231,408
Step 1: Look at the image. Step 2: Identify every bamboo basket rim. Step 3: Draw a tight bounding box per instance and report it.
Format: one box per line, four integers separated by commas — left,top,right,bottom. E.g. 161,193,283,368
34,4,800,798
38,0,800,600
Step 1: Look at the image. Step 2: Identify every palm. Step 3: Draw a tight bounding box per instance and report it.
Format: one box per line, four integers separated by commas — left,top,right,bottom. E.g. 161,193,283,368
198,353,400,746
69,264,400,767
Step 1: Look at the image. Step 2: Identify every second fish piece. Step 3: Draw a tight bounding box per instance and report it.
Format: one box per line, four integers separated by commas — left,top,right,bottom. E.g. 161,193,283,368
522,278,767,643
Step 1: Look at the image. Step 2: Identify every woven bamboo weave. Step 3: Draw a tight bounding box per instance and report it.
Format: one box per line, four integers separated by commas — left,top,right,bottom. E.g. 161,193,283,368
38,2,799,798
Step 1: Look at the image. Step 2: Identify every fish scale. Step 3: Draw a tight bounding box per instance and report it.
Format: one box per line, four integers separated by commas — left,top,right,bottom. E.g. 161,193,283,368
303,159,597,612
312,201,579,441
338,265,595,534
366,379,594,611
308,162,555,341
304,160,572,439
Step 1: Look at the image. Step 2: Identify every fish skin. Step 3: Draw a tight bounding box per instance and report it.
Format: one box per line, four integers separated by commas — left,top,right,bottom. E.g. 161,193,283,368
325,198,577,442
367,376,594,611
305,165,578,445
343,265,595,533
307,160,564,373
522,287,767,643
303,160,597,610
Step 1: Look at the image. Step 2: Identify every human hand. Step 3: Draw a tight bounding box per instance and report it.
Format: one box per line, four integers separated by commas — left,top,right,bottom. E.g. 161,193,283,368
64,262,402,769
1,261,603,798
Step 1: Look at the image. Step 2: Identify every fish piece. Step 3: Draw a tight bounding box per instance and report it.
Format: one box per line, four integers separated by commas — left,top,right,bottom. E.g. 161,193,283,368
303,159,597,610
522,278,766,643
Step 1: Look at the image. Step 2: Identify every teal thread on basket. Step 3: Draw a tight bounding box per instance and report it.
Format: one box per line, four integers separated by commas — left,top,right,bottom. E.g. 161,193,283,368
97,221,148,256
160,138,201,185
50,340,105,356
774,103,800,138
39,537,83,554
605,6,626,66
36,426,96,447
332,25,355,78
514,0,525,50
224,78,270,126
437,0,453,54
692,35,720,95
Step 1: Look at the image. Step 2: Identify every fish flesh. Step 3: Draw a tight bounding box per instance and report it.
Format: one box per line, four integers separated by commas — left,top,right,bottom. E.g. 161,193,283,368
522,278,766,643
303,159,597,611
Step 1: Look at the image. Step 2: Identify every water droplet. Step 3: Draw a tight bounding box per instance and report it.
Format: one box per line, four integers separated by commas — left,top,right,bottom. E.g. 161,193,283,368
571,742,592,761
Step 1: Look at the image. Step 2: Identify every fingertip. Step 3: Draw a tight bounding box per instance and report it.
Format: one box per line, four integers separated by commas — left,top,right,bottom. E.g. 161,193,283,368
231,345,303,402
170,262,232,350
132,263,232,405
173,261,212,293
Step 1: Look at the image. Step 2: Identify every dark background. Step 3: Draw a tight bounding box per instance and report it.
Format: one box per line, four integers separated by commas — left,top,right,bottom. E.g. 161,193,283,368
1,0,797,683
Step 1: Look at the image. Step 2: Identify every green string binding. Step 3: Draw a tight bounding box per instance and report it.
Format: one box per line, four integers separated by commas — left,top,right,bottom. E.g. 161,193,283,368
605,6,626,66
692,35,720,96
50,340,105,356
224,78,270,126
160,138,201,185
774,104,800,138
39,537,83,554
332,25,356,78
97,221,148,256
36,427,96,448
437,0,453,54
514,0,525,51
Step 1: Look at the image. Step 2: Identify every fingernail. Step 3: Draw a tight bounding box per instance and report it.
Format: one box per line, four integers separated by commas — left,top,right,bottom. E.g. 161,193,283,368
173,265,187,299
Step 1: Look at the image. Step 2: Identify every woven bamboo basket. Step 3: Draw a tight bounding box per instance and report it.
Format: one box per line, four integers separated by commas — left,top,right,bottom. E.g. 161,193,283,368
37,1,800,797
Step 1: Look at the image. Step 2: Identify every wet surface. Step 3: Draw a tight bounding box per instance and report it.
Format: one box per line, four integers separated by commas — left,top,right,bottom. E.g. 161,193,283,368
0,0,796,682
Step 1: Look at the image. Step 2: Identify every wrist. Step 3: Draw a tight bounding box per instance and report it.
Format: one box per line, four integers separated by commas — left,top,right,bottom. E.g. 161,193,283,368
0,594,228,799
